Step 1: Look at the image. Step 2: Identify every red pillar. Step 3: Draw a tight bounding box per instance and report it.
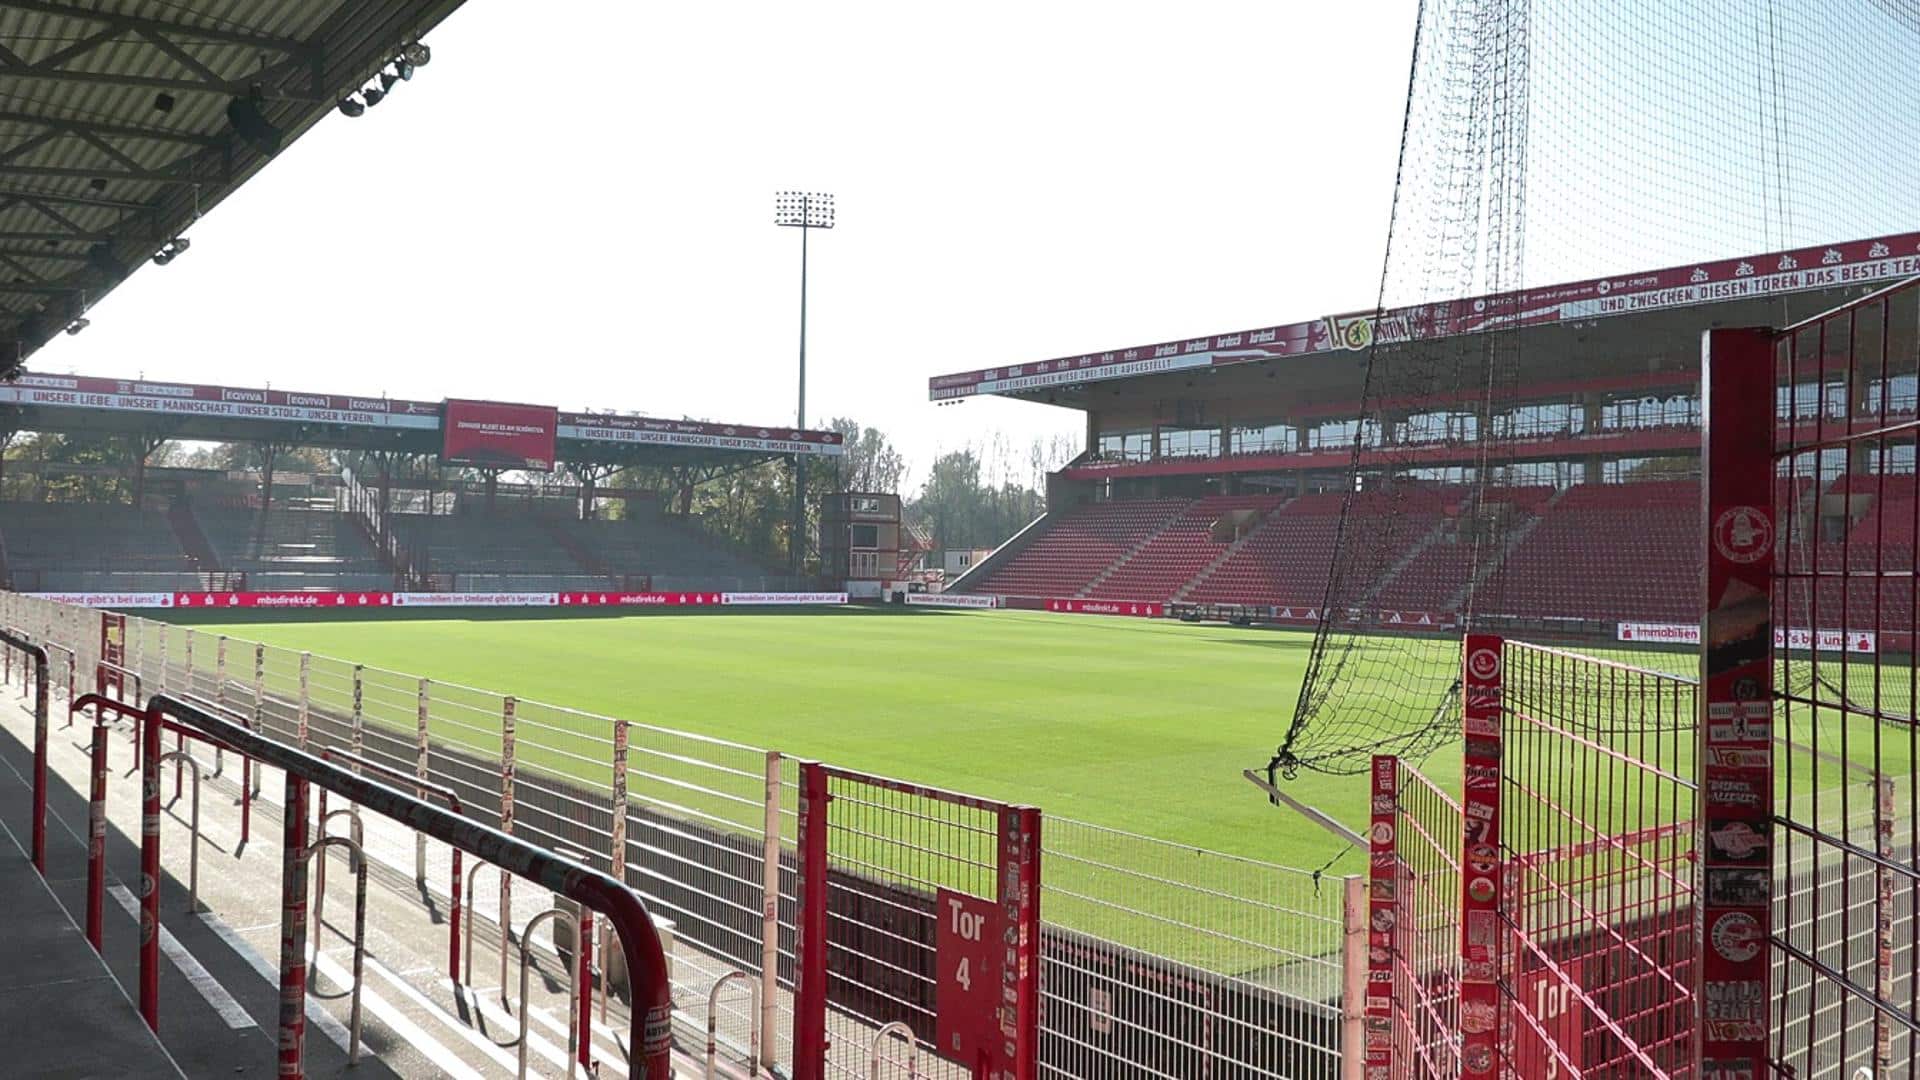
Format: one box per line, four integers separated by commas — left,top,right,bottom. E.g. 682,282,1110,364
1696,326,1776,1075
791,762,830,1080
277,775,311,1078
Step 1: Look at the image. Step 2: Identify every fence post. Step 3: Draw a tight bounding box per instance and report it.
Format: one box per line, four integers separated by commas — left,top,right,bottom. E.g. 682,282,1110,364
792,761,829,1080
761,751,782,1074
998,804,1042,1080
1697,325,1776,1076
1340,874,1366,1080
252,643,265,733
215,635,227,711
610,717,629,882
1366,755,1396,1078
277,774,311,1078
500,694,516,986
158,627,169,696
1459,634,1504,1075
350,664,364,764
297,654,310,750
416,678,431,886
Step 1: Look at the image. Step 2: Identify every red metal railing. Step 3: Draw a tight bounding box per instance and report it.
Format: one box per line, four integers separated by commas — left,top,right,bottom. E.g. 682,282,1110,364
0,627,50,872
792,761,1041,1080
317,746,465,981
128,692,678,1079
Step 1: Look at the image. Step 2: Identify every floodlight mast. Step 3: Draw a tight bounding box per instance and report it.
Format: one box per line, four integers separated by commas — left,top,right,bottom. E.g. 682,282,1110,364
774,192,834,575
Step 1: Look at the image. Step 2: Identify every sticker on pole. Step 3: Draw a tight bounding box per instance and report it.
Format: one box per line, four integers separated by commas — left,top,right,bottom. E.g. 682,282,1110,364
1466,646,1501,682
1712,506,1773,564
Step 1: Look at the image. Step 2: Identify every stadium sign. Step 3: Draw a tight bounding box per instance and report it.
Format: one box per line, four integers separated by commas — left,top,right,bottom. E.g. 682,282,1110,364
27,590,837,610
903,593,1000,609
0,374,440,430
930,229,1920,400
1617,622,1875,653
1043,598,1163,618
0,372,846,457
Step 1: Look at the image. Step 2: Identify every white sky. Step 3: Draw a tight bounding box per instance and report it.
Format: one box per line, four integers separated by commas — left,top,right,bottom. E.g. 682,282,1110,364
29,1,1420,488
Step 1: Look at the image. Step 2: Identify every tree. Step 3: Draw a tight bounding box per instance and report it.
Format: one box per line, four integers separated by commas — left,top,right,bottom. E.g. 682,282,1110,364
827,417,909,495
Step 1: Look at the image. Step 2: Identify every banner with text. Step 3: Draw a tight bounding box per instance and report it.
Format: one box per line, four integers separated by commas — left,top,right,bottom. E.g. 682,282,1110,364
904,593,1001,609
1617,622,1876,653
442,399,559,471
1044,598,1164,618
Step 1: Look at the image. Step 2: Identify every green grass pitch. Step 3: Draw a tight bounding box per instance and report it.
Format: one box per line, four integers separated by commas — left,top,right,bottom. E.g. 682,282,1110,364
174,607,1376,868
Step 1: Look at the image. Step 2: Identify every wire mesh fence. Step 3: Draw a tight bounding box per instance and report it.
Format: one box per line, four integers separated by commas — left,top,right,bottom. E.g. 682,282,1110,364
1392,756,1462,1079
0,589,1356,1079
1499,640,1697,1078
1767,279,1920,1080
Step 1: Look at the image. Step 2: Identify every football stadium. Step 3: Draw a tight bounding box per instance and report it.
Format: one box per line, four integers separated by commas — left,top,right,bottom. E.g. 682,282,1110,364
0,3,1916,1080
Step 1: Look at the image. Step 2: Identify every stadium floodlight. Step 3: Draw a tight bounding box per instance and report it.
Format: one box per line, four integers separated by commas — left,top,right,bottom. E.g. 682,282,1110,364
379,67,401,93
362,85,386,108
337,96,365,118
402,41,431,67
151,236,190,266
64,317,88,335
393,57,415,81
773,190,834,573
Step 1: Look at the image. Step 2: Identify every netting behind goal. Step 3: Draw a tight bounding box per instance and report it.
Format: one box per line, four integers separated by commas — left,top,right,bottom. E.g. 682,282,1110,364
1277,0,1920,775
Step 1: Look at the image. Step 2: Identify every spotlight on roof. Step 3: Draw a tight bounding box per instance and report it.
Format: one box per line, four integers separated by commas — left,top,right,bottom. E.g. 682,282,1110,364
226,87,284,155
151,237,190,266
64,317,89,336
362,85,386,108
152,92,175,114
401,41,431,67
393,56,415,81
337,96,366,118
379,68,401,93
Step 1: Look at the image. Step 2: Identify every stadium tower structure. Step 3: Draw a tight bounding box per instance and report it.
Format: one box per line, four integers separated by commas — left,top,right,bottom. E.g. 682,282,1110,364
933,229,1917,644
0,371,848,597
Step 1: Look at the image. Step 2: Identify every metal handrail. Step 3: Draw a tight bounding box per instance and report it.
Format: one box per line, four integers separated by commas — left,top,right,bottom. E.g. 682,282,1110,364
705,969,761,1079
1,627,51,872
75,694,250,957
465,859,513,1001
76,657,134,729
519,908,587,1080
303,834,367,1065
868,1021,920,1079
312,798,363,938
319,746,465,979
143,692,676,1079
151,750,204,912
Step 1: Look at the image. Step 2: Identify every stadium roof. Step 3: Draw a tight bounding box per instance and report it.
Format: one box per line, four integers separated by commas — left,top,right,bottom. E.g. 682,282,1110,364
928,229,1920,405
0,369,846,468
0,0,471,375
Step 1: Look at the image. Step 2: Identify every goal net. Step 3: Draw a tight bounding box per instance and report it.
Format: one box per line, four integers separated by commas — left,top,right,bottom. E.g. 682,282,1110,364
1275,0,1920,777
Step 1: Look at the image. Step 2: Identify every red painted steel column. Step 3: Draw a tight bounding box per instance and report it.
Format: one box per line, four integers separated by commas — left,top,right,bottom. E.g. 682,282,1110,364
278,774,311,1079
86,722,108,952
1459,634,1505,1076
577,908,594,1072
1696,326,1775,1075
1366,755,1396,1076
499,695,516,980
792,762,830,1080
997,805,1042,1080
138,706,162,1031
30,652,47,873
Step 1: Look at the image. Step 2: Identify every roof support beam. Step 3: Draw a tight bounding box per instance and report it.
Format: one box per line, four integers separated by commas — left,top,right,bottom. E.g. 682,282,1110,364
0,163,193,184
0,110,223,148
0,2,313,57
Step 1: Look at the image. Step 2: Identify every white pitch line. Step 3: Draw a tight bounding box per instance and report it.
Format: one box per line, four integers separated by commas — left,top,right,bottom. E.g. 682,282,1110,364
310,951,484,1080
106,884,255,1030
195,908,354,1054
